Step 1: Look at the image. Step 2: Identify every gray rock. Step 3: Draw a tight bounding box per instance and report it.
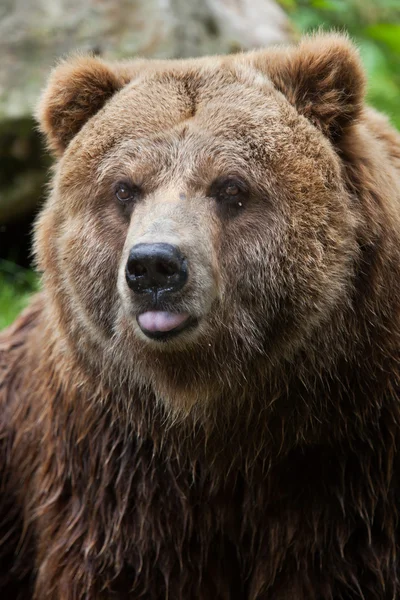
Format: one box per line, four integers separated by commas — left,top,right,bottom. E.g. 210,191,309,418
0,0,291,223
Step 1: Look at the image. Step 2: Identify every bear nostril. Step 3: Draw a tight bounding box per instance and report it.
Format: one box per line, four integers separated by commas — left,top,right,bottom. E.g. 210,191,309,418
131,263,147,278
156,260,176,277
125,243,188,295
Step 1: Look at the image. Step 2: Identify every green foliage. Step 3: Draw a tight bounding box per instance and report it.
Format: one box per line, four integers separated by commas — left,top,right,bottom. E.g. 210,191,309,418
282,0,400,129
0,261,38,330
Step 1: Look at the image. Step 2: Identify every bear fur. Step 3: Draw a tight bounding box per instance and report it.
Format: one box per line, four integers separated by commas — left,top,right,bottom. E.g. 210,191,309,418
1,33,400,599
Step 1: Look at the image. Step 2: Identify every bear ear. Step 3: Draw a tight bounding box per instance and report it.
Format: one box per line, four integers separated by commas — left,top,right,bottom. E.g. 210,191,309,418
37,55,130,156
252,33,366,142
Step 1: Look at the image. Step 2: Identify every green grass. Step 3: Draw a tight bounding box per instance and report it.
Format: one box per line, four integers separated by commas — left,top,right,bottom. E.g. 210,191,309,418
0,261,38,330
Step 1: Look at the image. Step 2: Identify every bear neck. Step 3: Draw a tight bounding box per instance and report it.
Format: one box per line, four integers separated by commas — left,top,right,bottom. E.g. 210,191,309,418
21,263,400,472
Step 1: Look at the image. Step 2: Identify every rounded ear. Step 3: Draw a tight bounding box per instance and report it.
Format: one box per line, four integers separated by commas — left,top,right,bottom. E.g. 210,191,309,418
36,55,131,156
251,33,366,142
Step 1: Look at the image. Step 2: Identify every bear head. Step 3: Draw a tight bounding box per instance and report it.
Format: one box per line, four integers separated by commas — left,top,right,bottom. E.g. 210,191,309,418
35,34,367,419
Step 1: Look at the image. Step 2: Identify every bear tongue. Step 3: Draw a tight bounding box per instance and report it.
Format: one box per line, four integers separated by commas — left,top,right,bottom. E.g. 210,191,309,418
137,311,189,333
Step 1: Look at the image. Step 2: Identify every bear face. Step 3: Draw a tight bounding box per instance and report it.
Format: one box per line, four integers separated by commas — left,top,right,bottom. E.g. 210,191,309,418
35,35,366,416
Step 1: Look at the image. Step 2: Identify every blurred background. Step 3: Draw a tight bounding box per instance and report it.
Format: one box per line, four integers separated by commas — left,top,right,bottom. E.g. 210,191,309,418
1,0,399,329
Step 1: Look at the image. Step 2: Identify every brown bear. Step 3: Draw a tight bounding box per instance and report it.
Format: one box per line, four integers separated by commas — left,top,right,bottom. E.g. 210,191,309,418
1,32,400,599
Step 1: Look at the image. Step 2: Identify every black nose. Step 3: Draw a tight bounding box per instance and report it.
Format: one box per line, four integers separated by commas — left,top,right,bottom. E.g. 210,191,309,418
125,243,188,294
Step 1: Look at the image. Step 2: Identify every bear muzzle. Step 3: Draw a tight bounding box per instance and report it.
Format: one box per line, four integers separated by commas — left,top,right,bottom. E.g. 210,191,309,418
125,242,196,340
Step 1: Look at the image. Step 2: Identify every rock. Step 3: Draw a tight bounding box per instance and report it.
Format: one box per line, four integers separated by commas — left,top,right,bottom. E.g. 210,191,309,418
0,0,291,224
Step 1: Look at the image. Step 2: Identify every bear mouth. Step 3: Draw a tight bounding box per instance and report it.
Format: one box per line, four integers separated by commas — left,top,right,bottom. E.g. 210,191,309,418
136,311,198,341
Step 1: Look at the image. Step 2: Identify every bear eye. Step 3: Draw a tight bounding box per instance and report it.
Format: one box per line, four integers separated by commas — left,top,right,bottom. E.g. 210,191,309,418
224,182,240,196
115,181,139,204
210,177,249,209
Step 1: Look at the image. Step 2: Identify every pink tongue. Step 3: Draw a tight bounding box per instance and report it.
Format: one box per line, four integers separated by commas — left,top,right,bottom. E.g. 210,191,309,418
138,311,189,333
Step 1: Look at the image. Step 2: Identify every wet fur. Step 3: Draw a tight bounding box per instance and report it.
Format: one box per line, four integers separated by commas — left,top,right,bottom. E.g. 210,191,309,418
1,34,400,599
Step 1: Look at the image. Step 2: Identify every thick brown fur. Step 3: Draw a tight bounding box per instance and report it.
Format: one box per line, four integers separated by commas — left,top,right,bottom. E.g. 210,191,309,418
2,33,400,599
